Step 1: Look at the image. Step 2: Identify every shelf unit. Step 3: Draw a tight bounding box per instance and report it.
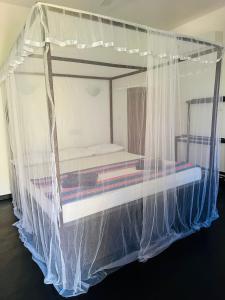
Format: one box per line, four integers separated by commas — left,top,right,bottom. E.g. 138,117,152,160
175,96,225,181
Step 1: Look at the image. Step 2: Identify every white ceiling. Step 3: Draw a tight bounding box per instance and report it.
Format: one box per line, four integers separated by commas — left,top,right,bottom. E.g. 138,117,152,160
1,0,225,29
0,0,225,67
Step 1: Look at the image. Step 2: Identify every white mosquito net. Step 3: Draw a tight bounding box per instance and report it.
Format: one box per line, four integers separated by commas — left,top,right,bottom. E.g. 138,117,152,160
0,3,223,297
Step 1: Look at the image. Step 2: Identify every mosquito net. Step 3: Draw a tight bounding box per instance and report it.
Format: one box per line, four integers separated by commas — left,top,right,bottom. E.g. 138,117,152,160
0,3,223,297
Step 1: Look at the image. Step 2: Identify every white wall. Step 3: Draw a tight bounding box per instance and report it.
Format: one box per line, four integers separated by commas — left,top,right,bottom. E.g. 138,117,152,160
0,2,29,196
174,5,225,171
15,74,110,152
0,2,29,66
174,6,225,38
113,56,219,169
0,89,10,195
54,77,110,148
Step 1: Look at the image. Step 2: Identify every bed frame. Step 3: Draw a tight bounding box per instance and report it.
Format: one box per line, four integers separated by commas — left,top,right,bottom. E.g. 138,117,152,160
23,173,215,293
2,4,223,295
47,9,222,207
5,4,222,226
3,5,220,210
0,3,221,217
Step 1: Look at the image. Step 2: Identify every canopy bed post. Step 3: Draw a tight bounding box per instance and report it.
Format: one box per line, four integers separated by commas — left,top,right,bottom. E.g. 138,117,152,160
209,51,223,174
206,49,222,216
43,43,61,197
41,7,61,201
186,103,191,162
109,79,113,143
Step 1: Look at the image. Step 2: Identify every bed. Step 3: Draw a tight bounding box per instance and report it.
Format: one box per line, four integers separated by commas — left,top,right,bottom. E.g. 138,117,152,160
21,147,204,295
2,3,221,295
28,149,202,224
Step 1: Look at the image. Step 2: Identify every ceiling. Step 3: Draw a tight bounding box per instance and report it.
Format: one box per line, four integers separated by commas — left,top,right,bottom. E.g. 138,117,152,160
0,0,225,67
1,0,225,29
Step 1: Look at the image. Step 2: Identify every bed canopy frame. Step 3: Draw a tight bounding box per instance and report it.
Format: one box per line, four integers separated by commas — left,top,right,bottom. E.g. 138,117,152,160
0,2,223,297
20,5,223,197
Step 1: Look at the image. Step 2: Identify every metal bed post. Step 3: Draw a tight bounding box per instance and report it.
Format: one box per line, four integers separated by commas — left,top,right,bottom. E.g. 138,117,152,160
41,7,62,206
186,103,191,162
206,49,222,217
43,43,61,197
109,79,113,143
209,51,222,174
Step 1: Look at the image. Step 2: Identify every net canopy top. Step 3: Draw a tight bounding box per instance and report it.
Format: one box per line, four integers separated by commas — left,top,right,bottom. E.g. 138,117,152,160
0,1,223,82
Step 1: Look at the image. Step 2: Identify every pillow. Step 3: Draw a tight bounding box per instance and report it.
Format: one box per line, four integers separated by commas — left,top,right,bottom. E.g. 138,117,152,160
87,144,124,155
23,147,94,165
59,147,94,161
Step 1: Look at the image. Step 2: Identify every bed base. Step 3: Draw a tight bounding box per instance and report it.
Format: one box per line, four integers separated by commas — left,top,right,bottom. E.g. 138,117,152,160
17,176,218,292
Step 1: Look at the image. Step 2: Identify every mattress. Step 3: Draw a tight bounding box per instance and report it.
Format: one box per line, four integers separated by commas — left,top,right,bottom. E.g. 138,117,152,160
30,151,202,224
62,166,201,223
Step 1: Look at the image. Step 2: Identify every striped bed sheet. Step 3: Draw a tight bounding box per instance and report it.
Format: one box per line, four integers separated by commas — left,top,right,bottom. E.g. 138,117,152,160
32,159,196,205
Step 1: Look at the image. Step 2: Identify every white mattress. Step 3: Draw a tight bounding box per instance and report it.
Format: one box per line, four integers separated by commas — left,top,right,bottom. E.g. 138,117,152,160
62,166,201,223
27,151,202,224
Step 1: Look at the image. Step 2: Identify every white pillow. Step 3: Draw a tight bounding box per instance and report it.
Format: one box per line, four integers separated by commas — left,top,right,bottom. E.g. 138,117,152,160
23,147,94,165
59,147,94,161
88,144,124,155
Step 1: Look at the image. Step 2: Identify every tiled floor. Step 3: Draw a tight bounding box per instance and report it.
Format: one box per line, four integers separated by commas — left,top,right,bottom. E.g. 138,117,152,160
0,186,225,300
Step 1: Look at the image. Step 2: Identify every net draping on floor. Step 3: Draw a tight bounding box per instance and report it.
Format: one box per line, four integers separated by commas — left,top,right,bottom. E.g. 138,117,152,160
0,3,223,297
